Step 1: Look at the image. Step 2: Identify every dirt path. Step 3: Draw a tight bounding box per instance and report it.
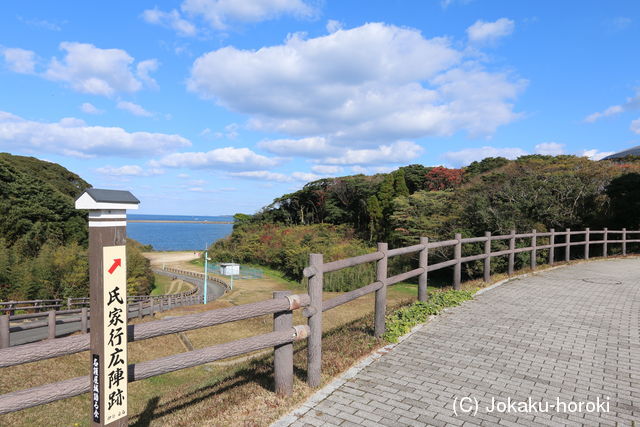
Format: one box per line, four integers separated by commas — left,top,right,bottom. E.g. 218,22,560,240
142,251,201,266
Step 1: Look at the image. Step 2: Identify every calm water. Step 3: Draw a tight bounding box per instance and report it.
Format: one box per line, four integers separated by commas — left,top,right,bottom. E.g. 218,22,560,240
127,214,234,251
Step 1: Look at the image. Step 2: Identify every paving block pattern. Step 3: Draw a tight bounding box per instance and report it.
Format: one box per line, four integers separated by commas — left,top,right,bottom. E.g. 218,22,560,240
287,259,640,426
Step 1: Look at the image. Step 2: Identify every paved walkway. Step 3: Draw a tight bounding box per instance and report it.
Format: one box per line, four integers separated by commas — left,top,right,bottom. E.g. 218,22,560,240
286,259,640,426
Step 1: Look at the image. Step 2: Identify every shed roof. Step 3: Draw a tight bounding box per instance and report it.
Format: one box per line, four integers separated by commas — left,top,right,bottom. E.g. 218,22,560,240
85,188,140,204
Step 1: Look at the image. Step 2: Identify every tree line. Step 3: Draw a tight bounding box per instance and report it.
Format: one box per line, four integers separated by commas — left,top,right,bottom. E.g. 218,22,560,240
212,155,640,289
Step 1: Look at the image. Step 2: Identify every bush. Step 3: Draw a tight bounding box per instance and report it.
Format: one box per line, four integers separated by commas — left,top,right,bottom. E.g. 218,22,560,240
383,289,474,342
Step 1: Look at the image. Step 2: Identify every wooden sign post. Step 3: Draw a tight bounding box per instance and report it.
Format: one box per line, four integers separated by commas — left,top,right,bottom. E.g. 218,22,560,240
76,189,140,426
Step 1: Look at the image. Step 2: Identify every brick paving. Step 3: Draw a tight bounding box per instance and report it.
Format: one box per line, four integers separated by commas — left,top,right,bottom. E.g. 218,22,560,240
284,259,640,426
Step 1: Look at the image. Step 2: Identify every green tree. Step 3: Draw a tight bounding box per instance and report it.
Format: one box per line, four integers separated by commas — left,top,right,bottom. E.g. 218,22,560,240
366,195,383,242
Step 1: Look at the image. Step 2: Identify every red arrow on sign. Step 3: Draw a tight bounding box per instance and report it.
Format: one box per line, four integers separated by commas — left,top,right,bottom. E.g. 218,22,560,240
108,258,122,274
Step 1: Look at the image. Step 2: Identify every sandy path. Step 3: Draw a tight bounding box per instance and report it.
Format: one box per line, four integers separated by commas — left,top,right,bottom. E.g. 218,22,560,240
142,251,201,266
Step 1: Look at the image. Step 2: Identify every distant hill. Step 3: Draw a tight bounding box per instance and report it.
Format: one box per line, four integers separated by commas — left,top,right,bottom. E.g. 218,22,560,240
0,153,90,255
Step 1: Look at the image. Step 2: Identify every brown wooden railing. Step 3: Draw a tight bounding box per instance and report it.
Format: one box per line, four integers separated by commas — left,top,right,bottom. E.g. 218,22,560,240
0,227,637,416
0,281,203,348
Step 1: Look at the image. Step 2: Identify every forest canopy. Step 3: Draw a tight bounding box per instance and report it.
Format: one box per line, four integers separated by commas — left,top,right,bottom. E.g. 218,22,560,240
210,155,640,288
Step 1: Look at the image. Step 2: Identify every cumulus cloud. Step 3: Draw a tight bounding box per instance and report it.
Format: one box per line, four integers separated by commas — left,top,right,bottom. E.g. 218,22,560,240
0,110,190,158
117,101,154,117
442,146,528,167
188,23,524,151
181,0,317,29
311,165,342,174
152,147,279,170
136,59,160,89
258,137,333,157
467,18,515,44
230,170,291,182
1,47,36,74
96,165,164,176
321,141,423,165
80,102,103,114
326,20,343,33
631,117,640,134
142,8,197,36
579,149,615,160
585,91,640,124
534,142,565,155
41,42,157,96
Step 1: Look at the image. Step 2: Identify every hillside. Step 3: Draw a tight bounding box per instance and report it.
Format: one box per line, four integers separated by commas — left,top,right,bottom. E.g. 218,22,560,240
0,153,152,300
210,155,640,287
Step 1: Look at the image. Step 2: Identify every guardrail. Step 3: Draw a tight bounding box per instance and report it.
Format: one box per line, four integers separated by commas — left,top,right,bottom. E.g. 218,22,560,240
0,227,637,417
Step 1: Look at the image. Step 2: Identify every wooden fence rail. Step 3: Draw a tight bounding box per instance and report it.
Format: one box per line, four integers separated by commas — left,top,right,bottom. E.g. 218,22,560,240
0,279,205,348
0,227,638,417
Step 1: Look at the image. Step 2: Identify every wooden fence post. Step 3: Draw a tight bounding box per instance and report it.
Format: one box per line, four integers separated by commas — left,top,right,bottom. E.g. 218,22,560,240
622,228,627,256
0,314,9,348
273,291,293,396
307,253,323,388
483,232,491,282
67,297,72,310
530,229,537,270
454,233,462,289
374,243,388,338
508,230,516,275
81,307,88,333
565,228,571,262
48,310,56,340
138,302,143,320
418,237,428,301
549,229,555,265
585,228,590,260
603,228,608,257
76,188,138,426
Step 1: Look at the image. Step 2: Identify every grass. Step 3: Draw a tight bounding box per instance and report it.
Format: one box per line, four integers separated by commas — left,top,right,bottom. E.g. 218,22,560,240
3,256,606,426
150,274,193,296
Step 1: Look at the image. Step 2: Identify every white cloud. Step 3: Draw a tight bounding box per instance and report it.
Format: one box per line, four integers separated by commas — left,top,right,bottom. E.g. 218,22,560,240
80,102,103,114
467,18,515,44
442,146,528,167
230,170,291,182
631,117,640,134
188,23,524,149
96,165,164,176
258,137,333,157
142,8,198,36
579,149,615,161
152,146,279,170
181,0,317,30
43,42,157,96
326,20,343,33
0,110,191,158
584,90,640,124
18,17,63,31
321,141,423,166
136,59,160,89
2,48,36,74
534,142,565,155
117,101,154,117
311,165,342,174
291,171,322,181
584,105,625,123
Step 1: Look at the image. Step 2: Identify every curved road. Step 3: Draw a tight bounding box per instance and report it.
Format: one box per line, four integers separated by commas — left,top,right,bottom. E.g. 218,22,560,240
287,258,640,426
8,270,226,346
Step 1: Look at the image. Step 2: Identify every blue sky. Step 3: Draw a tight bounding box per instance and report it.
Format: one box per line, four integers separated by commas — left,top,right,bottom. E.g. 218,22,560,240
1,1,638,215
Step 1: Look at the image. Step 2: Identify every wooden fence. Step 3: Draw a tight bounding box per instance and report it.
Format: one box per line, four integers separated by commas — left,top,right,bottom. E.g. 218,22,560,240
0,285,200,349
0,227,638,416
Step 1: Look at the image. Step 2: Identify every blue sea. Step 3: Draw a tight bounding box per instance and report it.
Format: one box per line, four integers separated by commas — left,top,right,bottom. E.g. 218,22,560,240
127,214,234,251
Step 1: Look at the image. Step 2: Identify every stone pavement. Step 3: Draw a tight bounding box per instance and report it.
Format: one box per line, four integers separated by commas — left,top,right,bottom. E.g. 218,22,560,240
282,259,640,426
